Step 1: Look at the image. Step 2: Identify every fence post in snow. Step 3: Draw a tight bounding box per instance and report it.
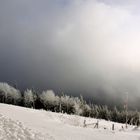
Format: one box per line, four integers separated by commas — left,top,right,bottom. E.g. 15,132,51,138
97,120,99,128
94,120,99,128
112,124,114,130
83,119,86,127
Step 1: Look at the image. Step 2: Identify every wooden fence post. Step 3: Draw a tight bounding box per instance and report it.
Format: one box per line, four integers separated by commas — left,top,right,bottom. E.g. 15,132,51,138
112,124,114,130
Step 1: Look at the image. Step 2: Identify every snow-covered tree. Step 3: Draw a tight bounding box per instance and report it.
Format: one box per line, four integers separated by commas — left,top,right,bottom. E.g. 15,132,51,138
0,82,21,104
98,105,110,120
24,89,36,108
73,97,83,115
40,90,59,111
60,95,75,114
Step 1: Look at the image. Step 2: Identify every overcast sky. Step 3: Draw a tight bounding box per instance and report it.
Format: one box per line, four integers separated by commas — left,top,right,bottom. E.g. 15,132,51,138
1,0,140,106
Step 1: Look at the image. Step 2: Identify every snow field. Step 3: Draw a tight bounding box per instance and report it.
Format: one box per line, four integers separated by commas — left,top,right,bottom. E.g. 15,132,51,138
0,103,140,140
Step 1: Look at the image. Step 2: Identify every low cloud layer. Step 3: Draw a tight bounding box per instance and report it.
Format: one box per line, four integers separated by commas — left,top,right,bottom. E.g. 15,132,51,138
1,0,140,107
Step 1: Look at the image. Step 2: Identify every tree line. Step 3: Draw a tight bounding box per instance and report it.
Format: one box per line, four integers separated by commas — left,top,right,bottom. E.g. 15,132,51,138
0,82,139,126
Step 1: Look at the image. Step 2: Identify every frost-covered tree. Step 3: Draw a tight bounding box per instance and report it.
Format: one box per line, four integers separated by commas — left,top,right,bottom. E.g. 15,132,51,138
97,105,110,120
82,104,91,117
111,106,119,122
60,95,75,114
1,82,140,125
24,89,36,108
0,82,21,104
40,90,59,111
74,95,91,116
91,105,99,118
73,97,83,115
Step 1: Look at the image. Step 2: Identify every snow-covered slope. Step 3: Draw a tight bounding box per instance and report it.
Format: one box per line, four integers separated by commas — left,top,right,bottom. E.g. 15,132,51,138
0,103,139,140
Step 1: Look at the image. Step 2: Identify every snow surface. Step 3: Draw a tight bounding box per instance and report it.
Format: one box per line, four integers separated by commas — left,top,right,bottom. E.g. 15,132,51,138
0,103,140,140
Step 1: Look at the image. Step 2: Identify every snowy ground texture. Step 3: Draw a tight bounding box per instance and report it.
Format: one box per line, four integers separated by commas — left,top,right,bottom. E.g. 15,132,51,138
0,103,140,140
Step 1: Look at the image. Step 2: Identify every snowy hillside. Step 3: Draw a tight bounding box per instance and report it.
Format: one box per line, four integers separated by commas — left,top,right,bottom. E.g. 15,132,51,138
0,103,140,140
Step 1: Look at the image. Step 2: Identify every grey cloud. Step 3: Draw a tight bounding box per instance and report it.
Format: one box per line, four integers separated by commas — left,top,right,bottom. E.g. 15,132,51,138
0,0,140,108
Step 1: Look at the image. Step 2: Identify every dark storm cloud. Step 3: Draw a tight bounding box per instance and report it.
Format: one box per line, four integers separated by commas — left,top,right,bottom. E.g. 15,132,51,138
1,0,140,107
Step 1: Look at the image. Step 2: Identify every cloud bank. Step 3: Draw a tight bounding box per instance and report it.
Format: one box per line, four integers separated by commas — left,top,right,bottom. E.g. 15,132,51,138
1,0,140,107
